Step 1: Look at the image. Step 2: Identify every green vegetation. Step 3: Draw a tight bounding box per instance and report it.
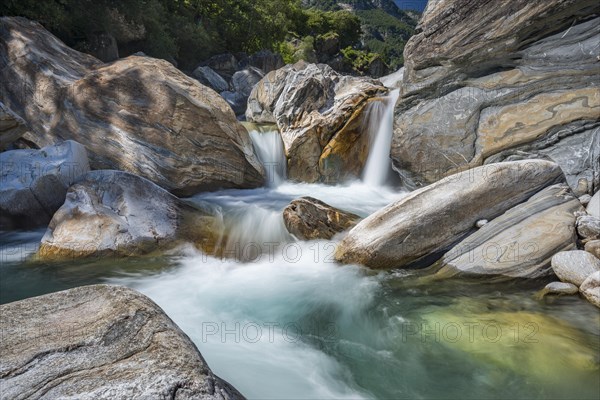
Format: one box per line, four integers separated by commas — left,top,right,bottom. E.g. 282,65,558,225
0,0,305,70
0,0,417,75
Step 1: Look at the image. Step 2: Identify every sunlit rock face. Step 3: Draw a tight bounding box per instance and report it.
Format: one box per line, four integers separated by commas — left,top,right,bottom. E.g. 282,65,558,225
0,17,264,196
392,0,600,194
246,61,387,183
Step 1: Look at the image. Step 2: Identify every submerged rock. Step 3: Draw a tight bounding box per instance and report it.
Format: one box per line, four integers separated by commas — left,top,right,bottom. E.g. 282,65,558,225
0,140,89,229
0,17,264,196
432,184,581,280
392,1,600,193
0,285,244,399
580,271,600,308
551,250,600,286
335,160,565,269
38,170,223,259
283,197,360,240
539,282,579,297
246,62,386,183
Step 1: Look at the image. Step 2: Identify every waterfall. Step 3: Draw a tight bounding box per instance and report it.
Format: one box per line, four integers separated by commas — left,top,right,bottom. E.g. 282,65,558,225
247,124,287,187
362,89,400,187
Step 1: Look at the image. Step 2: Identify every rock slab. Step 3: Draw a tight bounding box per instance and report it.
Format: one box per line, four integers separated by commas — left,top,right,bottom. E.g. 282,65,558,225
335,160,565,269
0,285,244,399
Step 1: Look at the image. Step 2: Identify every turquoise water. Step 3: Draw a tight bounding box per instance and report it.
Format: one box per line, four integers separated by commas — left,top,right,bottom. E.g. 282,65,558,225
2,181,599,399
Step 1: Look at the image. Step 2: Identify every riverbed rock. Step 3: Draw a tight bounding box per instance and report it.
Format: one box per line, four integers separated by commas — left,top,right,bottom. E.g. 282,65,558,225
392,1,600,193
0,140,90,229
192,65,229,93
335,160,565,269
577,215,600,240
38,170,223,259
585,240,600,259
540,282,580,297
0,17,264,196
551,250,600,286
587,192,600,217
246,62,387,182
431,184,581,279
580,271,600,308
283,197,360,240
0,284,244,399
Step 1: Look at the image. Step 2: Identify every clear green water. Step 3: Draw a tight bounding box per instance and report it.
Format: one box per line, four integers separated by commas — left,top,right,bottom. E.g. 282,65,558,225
1,182,599,399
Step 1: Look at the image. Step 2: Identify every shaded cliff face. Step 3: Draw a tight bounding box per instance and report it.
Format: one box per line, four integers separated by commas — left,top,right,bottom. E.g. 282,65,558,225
0,17,264,196
391,0,600,194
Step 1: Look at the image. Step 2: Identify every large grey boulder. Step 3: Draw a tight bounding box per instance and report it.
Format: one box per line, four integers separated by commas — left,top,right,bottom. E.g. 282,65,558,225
0,17,264,196
431,184,581,279
0,285,244,399
38,170,223,260
0,140,89,229
335,160,565,269
580,271,600,308
246,62,387,182
392,1,600,194
283,197,360,240
551,250,600,286
192,65,229,93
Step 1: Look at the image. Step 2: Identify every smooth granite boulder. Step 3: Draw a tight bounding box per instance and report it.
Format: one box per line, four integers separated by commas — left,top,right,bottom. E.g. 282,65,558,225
0,285,244,399
38,170,223,259
335,160,565,269
551,250,600,286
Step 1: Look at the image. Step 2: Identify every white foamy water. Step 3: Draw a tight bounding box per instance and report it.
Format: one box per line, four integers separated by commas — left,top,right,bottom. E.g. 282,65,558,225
362,90,400,187
248,126,287,187
113,241,380,399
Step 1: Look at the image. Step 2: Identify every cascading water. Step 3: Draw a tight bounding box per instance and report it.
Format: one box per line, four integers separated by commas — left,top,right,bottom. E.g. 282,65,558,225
246,123,287,187
362,89,400,187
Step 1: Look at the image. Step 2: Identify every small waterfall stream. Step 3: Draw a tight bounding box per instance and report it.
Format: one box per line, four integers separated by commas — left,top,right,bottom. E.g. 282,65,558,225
247,124,287,187
361,89,400,187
